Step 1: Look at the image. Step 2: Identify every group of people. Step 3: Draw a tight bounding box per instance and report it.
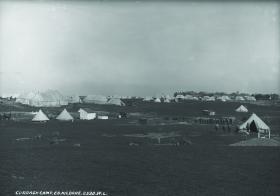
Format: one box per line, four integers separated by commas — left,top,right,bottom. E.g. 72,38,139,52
195,117,234,125
0,112,12,120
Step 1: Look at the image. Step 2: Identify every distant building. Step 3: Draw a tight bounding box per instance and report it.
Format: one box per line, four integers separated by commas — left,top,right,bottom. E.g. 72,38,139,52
97,116,109,120
78,108,96,120
202,110,215,116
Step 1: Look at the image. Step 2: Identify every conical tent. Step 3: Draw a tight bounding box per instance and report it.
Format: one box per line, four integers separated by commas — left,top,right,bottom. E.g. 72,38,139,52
32,109,49,122
239,113,270,132
56,109,74,121
154,98,161,103
235,105,248,112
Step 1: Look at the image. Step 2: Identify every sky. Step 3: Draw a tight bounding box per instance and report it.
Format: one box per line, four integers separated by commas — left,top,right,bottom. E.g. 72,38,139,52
0,0,279,96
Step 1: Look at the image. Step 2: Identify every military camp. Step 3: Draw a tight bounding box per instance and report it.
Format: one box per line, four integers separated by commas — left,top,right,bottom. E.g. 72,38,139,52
1,90,280,196
1,1,280,195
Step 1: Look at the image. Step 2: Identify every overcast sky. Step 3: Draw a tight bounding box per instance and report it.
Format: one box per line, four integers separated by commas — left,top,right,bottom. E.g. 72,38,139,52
0,1,279,96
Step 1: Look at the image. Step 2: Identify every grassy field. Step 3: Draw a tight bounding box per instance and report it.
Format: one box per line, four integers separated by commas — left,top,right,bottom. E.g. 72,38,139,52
0,100,280,196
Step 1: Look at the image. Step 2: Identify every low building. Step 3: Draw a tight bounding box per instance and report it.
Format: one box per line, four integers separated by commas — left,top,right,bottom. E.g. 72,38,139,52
78,108,96,120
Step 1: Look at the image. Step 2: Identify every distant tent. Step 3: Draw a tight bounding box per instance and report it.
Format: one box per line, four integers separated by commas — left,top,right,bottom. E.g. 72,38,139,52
202,96,215,101
78,108,96,120
244,96,256,101
154,98,161,103
143,96,153,102
83,95,108,104
184,95,194,100
192,96,199,101
56,109,74,121
32,109,49,122
239,113,270,138
16,90,68,107
235,105,248,112
217,95,231,102
109,95,122,99
175,95,185,102
107,98,125,106
66,95,81,103
235,96,245,101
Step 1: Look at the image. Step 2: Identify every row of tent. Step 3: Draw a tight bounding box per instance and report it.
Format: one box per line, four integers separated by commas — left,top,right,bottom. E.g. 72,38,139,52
83,95,125,106
14,90,256,108
31,106,271,138
202,105,248,116
143,95,256,103
15,90,126,107
32,108,109,122
32,104,250,122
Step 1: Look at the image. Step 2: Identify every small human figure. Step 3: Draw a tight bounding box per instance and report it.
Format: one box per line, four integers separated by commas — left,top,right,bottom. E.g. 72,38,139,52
215,124,219,131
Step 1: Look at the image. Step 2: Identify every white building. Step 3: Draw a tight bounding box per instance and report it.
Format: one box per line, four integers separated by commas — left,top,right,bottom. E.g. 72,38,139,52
78,108,96,120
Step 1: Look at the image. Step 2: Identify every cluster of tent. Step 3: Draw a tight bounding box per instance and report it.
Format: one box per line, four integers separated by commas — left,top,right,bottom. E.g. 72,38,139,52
142,96,172,103
32,108,111,122
141,94,257,103
32,109,74,122
15,91,126,107
13,90,258,108
83,95,125,106
216,96,231,102
235,96,256,101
